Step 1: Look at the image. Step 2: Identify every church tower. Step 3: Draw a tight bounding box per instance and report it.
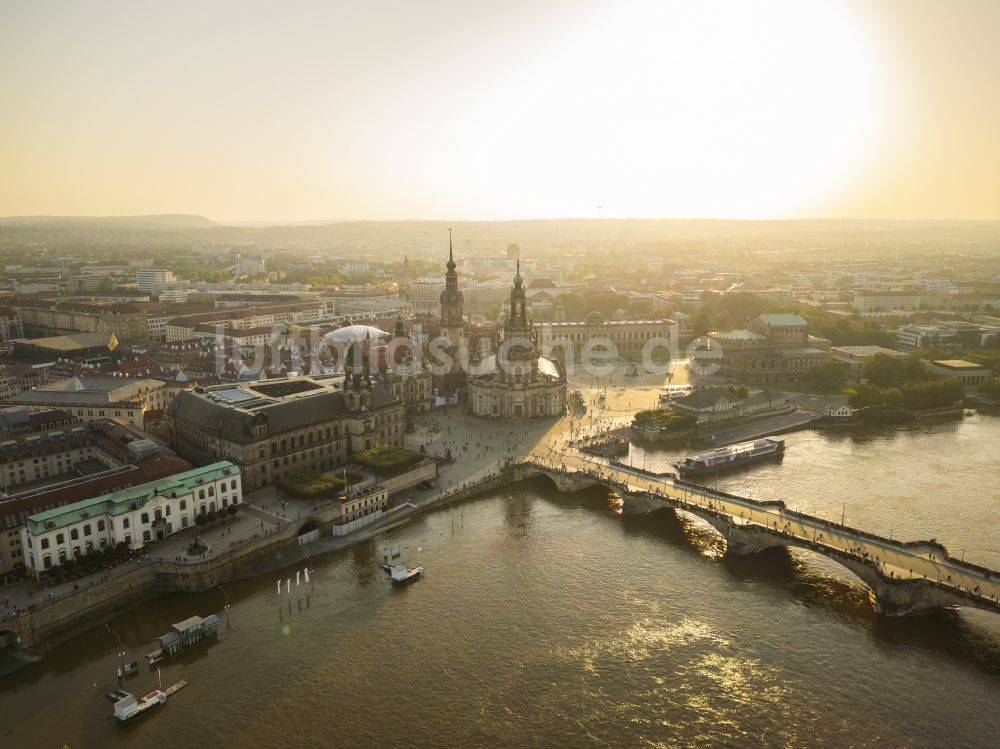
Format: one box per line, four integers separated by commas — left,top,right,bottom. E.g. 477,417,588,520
439,228,465,350
343,336,371,411
499,260,539,384
508,259,529,331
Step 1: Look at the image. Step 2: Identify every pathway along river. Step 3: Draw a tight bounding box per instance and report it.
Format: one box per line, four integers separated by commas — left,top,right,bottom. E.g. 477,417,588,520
3,413,1000,747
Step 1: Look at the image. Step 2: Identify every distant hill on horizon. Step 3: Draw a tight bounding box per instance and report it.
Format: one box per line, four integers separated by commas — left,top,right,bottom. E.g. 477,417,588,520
1,214,999,257
0,214,218,231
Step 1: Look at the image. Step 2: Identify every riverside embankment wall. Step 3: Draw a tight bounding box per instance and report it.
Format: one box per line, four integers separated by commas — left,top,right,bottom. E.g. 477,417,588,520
8,471,514,650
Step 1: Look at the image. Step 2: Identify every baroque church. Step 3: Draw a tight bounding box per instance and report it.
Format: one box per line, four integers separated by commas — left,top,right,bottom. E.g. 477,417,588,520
436,232,566,418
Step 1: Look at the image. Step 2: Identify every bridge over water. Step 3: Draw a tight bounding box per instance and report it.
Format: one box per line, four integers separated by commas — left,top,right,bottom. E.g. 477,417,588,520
519,447,1000,617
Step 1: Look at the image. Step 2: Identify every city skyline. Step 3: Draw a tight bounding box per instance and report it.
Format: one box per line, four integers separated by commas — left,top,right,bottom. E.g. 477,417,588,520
2,0,999,223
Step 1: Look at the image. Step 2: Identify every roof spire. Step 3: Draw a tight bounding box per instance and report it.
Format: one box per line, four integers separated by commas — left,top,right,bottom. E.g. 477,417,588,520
448,227,453,263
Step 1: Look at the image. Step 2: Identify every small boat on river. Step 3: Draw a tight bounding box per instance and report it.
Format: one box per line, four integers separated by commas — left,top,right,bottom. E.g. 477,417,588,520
390,564,423,584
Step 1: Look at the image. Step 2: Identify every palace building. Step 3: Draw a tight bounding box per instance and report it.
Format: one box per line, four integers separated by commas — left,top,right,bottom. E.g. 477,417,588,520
166,344,405,490
538,312,676,362
21,461,242,577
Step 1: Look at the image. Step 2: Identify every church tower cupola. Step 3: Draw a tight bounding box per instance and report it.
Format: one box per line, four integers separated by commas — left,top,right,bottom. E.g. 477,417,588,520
508,259,528,330
439,228,464,330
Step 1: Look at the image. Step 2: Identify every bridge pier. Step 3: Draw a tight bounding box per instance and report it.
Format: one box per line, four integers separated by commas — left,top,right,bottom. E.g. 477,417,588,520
699,515,788,556
835,555,991,616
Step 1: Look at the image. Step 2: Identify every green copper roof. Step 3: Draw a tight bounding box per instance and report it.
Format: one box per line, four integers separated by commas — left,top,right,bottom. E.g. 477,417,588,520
712,329,767,340
24,461,240,535
757,314,808,326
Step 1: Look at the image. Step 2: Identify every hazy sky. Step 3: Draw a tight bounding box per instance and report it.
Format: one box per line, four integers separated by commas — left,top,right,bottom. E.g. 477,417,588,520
1,0,998,222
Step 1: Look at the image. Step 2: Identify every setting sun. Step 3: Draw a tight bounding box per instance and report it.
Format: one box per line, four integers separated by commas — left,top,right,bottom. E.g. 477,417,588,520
438,0,895,219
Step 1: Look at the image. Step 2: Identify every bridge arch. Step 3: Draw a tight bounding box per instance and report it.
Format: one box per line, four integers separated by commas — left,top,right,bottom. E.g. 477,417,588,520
297,519,322,546
0,628,20,649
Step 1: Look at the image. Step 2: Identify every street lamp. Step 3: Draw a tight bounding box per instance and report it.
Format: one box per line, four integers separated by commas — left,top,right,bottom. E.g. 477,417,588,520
213,581,230,611
107,624,125,681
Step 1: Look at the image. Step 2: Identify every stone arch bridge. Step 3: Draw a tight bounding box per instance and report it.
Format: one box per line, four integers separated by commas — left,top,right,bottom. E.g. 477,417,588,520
517,457,1000,617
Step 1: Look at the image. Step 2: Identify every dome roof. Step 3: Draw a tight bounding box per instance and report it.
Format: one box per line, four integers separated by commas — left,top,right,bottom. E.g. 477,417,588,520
322,325,389,343
585,311,606,325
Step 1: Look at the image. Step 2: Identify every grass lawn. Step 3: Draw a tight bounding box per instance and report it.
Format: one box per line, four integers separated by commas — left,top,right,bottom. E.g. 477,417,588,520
355,444,425,475
278,470,363,501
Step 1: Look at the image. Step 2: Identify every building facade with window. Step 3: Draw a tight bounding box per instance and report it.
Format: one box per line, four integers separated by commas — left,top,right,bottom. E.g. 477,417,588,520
6,376,172,428
0,306,24,342
166,367,405,491
538,313,676,361
20,461,240,577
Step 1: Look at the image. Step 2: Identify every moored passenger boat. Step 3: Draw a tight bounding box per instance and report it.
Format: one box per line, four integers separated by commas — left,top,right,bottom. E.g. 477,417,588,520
675,438,784,476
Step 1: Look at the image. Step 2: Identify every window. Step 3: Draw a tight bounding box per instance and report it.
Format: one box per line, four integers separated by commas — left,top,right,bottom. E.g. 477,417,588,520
83,524,92,536
97,520,105,531
143,530,151,542
41,538,50,550
180,499,187,511
208,486,214,496
141,513,149,524
123,518,130,529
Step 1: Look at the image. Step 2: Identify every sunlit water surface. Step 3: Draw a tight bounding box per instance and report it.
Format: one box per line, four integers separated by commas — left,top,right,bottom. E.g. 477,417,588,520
3,414,1000,748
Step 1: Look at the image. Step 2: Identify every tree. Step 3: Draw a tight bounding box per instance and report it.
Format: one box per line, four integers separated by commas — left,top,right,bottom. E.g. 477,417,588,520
713,310,734,331
691,310,710,337
557,292,586,320
195,513,208,526
848,384,881,409
861,353,909,388
861,353,927,388
807,362,847,389
900,378,964,409
627,300,653,319
884,387,904,409
979,378,1000,397
848,384,902,410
